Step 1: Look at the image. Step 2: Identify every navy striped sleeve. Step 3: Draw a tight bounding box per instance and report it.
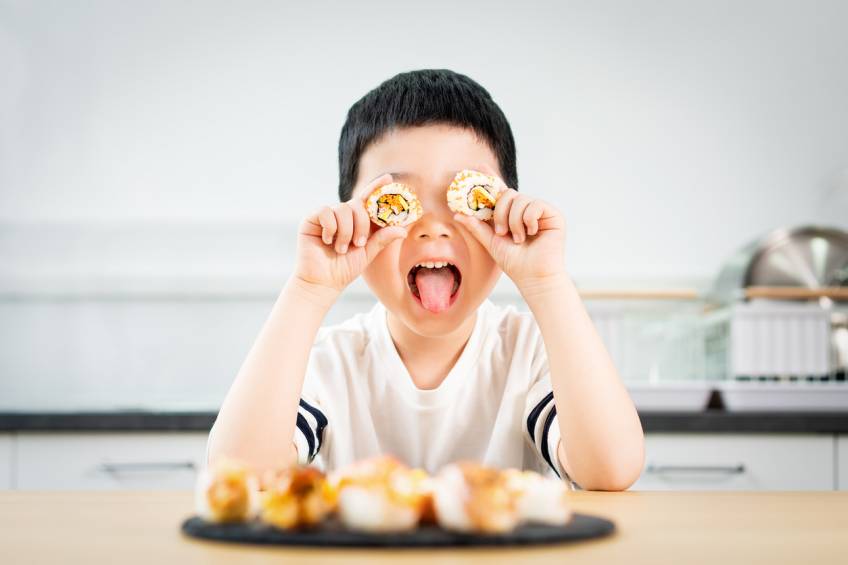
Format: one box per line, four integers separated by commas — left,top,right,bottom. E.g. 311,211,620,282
293,398,329,464
525,392,562,478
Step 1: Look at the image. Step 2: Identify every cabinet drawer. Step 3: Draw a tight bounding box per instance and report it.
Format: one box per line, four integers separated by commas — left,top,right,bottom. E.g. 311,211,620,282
0,434,12,489
16,432,208,490
839,436,848,491
633,433,834,491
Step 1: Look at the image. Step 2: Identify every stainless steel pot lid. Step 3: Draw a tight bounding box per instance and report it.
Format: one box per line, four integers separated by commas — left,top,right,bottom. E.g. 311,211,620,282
710,225,848,303
745,226,848,287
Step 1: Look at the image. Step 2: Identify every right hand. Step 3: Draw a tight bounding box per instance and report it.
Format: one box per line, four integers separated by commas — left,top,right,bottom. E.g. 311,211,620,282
294,173,409,293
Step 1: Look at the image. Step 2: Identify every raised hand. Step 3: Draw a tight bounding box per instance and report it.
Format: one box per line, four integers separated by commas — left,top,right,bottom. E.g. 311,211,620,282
452,180,567,290
294,173,409,293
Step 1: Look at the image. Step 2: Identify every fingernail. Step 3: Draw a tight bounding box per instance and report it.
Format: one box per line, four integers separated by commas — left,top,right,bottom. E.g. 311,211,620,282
496,225,506,235
355,236,366,247
340,244,348,253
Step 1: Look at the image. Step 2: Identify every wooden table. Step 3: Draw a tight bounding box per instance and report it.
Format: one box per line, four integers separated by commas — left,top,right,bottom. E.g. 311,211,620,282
1,491,846,564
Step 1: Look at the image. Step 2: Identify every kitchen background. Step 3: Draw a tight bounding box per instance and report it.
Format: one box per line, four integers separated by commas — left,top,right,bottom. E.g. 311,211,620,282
0,0,847,491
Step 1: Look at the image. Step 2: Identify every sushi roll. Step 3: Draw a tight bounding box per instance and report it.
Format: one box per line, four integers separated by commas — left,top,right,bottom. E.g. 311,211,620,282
447,169,502,221
259,466,335,529
194,459,261,523
365,183,423,227
330,455,431,532
502,469,573,526
432,462,520,534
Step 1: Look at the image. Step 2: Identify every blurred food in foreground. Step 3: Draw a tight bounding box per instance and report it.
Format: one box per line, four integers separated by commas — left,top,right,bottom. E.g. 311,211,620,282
194,456,572,534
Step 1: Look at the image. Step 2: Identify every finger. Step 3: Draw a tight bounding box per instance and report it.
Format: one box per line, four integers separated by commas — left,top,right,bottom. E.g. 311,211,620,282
509,196,533,243
523,200,546,236
358,173,395,205
299,214,323,238
453,213,496,252
346,199,370,247
492,188,517,236
333,205,354,254
317,206,337,245
365,225,408,263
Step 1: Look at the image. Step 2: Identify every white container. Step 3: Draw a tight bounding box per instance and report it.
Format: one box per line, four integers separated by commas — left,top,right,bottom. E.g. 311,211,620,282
732,300,831,378
626,381,713,412
719,381,848,411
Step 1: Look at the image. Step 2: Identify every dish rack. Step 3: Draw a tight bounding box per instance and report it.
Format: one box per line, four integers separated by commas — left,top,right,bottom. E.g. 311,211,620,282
586,294,713,412
703,298,848,411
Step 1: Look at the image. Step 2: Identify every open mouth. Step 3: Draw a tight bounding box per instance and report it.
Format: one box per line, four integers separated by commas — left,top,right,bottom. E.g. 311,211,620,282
407,261,462,314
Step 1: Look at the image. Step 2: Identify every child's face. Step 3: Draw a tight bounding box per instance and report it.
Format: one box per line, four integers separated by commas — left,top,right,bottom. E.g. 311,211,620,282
351,124,503,337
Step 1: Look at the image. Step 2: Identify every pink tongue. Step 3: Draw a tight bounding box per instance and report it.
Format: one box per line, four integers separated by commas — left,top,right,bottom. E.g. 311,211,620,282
415,267,456,313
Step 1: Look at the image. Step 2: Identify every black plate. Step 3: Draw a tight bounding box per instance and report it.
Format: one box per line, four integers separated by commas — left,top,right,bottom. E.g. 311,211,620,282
181,513,615,548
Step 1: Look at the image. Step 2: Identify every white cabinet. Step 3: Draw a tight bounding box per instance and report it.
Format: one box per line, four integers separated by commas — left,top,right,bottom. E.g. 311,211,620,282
6,431,845,491
16,432,208,490
633,433,834,491
0,434,13,489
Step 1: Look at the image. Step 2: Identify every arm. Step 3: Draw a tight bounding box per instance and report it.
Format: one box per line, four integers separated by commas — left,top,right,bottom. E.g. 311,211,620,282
453,182,644,491
208,172,407,473
206,278,338,473
520,273,645,491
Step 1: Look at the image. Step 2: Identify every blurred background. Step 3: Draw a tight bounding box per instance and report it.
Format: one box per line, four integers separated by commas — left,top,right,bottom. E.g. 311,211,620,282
0,0,846,491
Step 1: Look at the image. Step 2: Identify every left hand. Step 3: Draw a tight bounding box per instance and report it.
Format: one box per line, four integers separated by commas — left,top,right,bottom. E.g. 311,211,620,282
453,181,568,289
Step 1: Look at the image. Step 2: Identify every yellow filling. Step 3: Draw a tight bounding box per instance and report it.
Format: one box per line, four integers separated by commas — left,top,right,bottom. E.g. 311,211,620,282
467,186,496,210
377,193,410,221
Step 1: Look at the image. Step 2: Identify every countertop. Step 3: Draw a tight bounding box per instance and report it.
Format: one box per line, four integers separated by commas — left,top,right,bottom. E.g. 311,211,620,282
1,410,847,433
1,491,845,564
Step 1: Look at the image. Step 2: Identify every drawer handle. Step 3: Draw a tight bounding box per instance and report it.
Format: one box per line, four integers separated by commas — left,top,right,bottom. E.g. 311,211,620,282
646,464,746,475
98,461,196,474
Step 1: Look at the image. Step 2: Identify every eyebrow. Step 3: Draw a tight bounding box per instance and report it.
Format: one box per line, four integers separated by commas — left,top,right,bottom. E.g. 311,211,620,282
368,167,495,184
369,171,413,183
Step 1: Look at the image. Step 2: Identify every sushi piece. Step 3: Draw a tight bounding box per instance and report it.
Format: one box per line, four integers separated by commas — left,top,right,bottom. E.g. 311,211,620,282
330,455,431,532
194,459,261,523
432,462,520,534
259,466,335,529
503,469,573,526
365,183,423,227
447,169,502,221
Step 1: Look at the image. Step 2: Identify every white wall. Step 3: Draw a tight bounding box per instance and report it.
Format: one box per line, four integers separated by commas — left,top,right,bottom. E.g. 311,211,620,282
2,1,847,410
1,0,846,286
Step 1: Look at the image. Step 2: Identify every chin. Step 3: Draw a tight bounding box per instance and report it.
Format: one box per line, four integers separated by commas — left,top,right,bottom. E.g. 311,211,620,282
394,284,484,338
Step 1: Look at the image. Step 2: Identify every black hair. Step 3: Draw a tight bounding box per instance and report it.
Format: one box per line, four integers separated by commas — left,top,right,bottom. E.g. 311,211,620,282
337,69,518,201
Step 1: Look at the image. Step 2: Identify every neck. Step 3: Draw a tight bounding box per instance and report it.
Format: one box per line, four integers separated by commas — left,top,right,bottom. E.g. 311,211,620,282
386,308,478,390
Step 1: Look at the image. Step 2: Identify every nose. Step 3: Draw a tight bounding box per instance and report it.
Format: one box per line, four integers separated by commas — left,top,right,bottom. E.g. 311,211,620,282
409,213,452,240
408,207,454,240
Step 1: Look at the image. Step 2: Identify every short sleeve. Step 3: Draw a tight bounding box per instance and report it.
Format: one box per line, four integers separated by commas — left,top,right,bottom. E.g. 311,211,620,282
523,325,578,488
292,328,332,467
293,390,329,467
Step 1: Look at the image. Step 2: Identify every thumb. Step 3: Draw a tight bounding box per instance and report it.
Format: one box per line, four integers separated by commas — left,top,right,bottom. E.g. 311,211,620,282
453,213,495,252
364,226,408,263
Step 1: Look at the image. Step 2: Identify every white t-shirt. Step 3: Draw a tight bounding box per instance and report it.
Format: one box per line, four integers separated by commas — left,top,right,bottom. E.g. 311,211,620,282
293,298,575,486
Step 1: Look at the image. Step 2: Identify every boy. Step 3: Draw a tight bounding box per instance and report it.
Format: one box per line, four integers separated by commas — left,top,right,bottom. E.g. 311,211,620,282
207,69,644,490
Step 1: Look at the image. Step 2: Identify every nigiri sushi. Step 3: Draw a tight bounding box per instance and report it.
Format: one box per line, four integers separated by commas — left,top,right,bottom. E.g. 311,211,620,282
502,469,573,526
259,466,335,529
447,169,502,220
194,459,261,523
330,455,431,532
365,183,423,227
432,462,519,534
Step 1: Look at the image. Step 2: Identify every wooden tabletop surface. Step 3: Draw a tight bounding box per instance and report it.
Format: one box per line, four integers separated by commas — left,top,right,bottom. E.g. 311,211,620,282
1,490,846,564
